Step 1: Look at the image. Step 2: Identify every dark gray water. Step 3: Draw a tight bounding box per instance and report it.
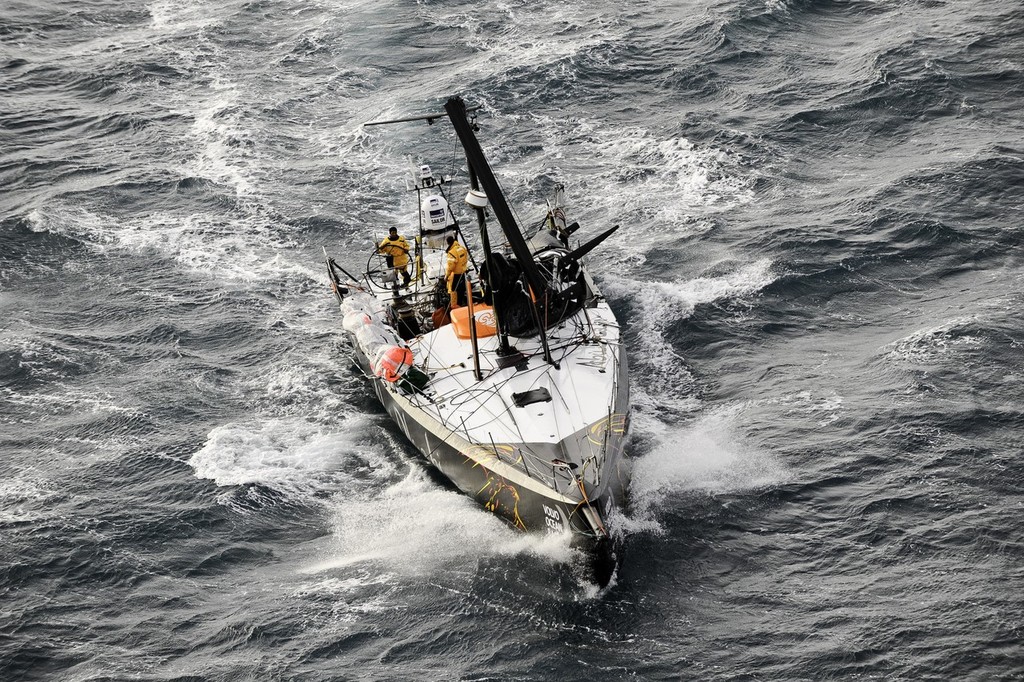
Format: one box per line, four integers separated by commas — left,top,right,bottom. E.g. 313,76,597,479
3,0,1023,679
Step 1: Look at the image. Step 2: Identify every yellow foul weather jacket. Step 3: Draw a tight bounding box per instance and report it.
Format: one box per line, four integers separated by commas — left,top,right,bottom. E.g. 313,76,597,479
445,239,469,300
445,240,468,277
378,235,411,268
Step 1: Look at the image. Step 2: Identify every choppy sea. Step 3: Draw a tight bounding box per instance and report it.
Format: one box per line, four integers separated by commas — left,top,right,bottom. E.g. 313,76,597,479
3,0,1023,679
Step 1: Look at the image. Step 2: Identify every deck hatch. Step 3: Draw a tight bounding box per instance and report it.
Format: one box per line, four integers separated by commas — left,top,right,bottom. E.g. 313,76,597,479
512,388,552,407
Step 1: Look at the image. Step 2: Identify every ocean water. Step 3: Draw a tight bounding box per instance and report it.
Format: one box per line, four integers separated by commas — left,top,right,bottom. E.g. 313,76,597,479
2,0,1023,679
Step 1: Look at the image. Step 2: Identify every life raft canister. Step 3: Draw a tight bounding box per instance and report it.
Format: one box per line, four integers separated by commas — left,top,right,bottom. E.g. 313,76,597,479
374,345,415,382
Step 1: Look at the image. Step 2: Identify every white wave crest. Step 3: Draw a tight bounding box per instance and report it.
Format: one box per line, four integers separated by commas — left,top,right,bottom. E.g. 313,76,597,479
188,415,392,495
884,315,982,364
420,2,628,87
624,403,788,531
607,258,776,379
307,465,577,576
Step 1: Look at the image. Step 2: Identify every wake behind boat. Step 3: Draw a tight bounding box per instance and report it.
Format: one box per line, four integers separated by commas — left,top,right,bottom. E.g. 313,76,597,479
324,97,630,584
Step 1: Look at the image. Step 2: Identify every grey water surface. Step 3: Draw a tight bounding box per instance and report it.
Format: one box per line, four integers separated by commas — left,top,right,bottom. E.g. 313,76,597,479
2,0,1022,679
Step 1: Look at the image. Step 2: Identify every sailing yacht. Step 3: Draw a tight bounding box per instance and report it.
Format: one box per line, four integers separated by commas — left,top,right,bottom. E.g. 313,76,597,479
324,97,630,584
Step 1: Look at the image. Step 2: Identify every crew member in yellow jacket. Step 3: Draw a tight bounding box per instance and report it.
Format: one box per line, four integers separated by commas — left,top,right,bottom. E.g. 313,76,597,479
444,235,469,306
378,227,412,287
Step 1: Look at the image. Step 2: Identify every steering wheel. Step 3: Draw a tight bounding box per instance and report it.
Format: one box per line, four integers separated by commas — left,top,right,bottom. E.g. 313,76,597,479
365,250,401,287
